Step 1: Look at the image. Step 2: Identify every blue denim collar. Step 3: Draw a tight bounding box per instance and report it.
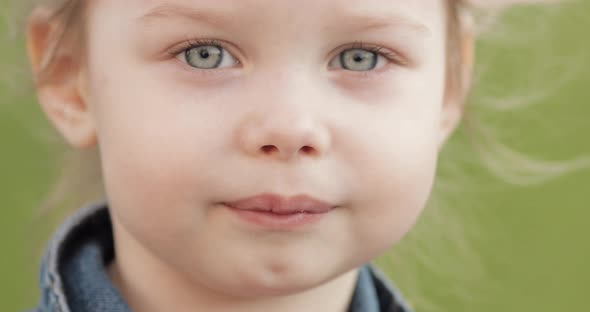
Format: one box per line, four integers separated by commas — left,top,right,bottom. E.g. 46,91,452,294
32,201,413,312
34,202,128,312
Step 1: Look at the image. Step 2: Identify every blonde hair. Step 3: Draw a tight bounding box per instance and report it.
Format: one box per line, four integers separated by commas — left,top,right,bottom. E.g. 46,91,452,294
14,0,586,310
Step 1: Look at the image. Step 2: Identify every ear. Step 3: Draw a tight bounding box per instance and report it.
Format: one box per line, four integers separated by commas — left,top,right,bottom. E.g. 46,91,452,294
27,6,97,149
438,13,475,149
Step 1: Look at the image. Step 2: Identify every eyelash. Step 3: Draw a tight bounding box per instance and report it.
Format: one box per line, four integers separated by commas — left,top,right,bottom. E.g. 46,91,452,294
347,40,407,66
169,39,407,74
170,39,233,61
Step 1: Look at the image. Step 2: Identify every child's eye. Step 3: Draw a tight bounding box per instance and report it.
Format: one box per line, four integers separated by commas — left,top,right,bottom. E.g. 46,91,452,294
328,43,403,72
334,48,382,71
175,40,238,69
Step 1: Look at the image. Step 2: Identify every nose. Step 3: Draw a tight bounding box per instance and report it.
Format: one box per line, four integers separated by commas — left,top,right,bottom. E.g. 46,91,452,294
237,112,331,161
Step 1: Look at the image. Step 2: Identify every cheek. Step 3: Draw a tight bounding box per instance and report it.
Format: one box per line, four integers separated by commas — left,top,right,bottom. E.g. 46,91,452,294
351,124,439,252
86,64,233,239
373,133,437,235
339,79,444,253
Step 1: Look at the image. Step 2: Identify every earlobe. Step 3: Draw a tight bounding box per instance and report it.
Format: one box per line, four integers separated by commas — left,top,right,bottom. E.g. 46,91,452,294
27,6,97,149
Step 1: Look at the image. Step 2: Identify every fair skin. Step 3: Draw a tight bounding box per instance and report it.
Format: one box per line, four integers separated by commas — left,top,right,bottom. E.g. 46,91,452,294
28,0,473,311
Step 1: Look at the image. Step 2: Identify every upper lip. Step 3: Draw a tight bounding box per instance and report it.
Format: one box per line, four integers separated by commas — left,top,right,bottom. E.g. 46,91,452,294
222,193,335,214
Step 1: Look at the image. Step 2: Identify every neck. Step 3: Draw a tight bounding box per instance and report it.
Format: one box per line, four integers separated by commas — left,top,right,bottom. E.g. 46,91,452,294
108,223,359,312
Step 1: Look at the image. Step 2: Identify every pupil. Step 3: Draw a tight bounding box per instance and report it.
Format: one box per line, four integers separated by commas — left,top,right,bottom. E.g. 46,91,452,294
353,54,364,62
200,49,210,58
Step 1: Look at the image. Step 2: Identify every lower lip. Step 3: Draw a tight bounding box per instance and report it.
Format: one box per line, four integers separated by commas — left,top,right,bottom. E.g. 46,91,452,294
223,204,329,230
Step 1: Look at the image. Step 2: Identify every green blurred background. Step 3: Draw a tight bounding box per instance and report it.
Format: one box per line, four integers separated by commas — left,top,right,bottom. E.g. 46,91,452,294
1,1,589,311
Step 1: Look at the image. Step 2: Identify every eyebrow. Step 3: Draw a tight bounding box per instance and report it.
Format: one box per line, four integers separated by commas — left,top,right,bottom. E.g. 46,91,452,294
338,12,431,36
138,4,431,36
137,4,235,28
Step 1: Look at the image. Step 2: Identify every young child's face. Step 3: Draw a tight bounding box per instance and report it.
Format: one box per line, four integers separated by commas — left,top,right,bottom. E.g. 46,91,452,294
50,0,459,297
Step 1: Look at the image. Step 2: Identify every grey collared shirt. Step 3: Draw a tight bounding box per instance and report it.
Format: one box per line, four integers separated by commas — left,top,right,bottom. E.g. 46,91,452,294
30,201,413,312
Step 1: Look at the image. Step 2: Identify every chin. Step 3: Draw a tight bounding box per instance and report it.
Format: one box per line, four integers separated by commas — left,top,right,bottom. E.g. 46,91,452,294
217,262,335,298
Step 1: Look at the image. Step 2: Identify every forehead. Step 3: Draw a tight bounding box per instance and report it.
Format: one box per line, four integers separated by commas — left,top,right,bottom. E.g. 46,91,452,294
133,0,443,12
103,0,447,35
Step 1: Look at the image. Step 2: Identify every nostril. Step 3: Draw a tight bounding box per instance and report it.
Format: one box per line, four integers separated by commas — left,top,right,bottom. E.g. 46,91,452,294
261,145,277,154
260,145,315,156
300,146,314,154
